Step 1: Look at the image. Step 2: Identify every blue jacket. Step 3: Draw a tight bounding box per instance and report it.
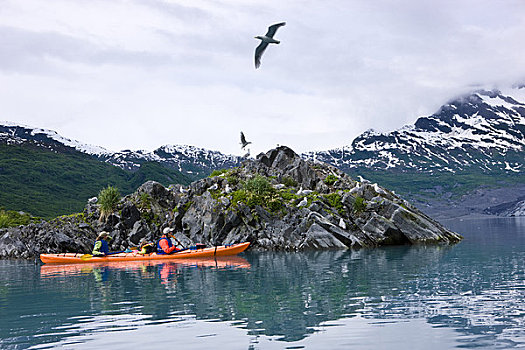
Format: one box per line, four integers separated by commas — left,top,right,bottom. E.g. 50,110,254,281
92,239,110,256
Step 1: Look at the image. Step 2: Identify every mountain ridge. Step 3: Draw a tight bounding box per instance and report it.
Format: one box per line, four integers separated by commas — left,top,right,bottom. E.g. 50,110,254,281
0,121,242,179
2,85,524,218
304,86,525,174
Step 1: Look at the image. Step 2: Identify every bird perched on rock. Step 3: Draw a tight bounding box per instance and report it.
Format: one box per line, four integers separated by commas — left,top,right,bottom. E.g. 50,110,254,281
357,175,371,184
240,131,251,149
297,186,313,196
297,197,308,208
254,22,286,69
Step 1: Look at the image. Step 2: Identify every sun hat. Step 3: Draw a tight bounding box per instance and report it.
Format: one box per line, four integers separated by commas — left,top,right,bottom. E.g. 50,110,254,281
97,231,109,240
162,227,174,235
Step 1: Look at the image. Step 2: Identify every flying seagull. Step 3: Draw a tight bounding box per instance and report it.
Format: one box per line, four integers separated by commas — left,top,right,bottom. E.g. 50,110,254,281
254,22,286,69
240,131,251,149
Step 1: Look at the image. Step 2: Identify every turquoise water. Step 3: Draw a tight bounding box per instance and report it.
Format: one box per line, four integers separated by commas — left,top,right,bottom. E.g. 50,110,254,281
1,217,524,349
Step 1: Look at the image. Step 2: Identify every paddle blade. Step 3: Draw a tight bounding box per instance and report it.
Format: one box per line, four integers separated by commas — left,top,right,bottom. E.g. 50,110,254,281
80,254,93,261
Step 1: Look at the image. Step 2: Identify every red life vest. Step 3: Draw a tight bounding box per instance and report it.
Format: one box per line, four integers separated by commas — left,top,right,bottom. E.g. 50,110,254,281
156,236,179,254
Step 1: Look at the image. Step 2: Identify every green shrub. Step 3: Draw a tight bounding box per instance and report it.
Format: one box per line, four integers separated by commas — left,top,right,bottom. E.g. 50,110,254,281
245,193,265,207
353,196,366,213
279,189,299,201
232,189,265,208
182,200,193,213
266,198,283,212
323,193,344,214
209,169,229,177
230,176,282,212
226,174,239,186
324,174,338,186
98,185,121,221
57,212,86,223
281,176,297,187
0,209,40,228
231,189,248,205
138,192,151,210
208,189,223,200
244,175,274,196
306,192,320,202
142,211,160,226
0,215,10,228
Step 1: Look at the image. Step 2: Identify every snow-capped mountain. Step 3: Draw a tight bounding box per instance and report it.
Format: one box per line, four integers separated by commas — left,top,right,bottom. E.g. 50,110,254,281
2,85,524,218
0,122,241,179
0,121,111,155
98,145,241,179
304,86,525,174
4,85,523,180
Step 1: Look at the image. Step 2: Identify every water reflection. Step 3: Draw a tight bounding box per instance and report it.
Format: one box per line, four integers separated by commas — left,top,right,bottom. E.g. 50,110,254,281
40,257,252,278
0,218,524,349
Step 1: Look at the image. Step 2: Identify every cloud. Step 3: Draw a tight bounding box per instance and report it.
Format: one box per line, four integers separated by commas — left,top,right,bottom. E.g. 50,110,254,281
0,26,179,76
1,0,525,156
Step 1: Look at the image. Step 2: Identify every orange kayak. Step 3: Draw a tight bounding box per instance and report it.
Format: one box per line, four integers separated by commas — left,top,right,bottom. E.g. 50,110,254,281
40,256,251,277
40,242,250,264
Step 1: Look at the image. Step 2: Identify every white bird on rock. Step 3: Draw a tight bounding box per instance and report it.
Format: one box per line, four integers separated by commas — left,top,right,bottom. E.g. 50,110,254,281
297,186,313,196
358,175,371,184
254,22,286,69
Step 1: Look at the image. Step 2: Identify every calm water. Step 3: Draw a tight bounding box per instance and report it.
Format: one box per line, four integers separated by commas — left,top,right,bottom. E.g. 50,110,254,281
1,217,524,349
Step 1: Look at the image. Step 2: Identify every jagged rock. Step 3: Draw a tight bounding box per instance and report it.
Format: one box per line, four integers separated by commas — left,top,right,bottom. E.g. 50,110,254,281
390,207,460,243
52,232,82,252
136,180,177,211
342,192,356,208
255,147,318,189
104,213,120,229
0,231,27,258
121,203,141,229
84,203,99,218
128,220,151,245
300,223,348,249
361,212,408,245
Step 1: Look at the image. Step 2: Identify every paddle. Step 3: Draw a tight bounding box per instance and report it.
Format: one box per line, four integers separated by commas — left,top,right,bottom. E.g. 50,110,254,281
168,234,206,252
162,235,189,254
80,249,134,261
169,234,184,250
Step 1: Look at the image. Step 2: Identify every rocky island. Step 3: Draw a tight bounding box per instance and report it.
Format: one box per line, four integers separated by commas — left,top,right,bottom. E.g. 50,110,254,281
0,146,462,259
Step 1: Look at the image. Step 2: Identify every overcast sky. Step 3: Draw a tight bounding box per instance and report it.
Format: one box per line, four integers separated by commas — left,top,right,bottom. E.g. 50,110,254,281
1,0,525,156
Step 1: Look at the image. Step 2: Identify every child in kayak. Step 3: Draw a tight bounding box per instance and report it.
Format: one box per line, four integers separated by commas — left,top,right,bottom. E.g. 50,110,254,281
139,241,155,255
157,227,182,254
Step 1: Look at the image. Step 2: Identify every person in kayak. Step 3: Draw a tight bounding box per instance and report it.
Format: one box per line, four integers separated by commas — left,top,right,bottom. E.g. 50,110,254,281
139,241,155,255
157,227,182,254
92,231,112,256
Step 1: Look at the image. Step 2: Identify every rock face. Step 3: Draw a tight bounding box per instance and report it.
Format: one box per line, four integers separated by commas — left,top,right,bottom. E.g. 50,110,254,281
0,146,461,258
